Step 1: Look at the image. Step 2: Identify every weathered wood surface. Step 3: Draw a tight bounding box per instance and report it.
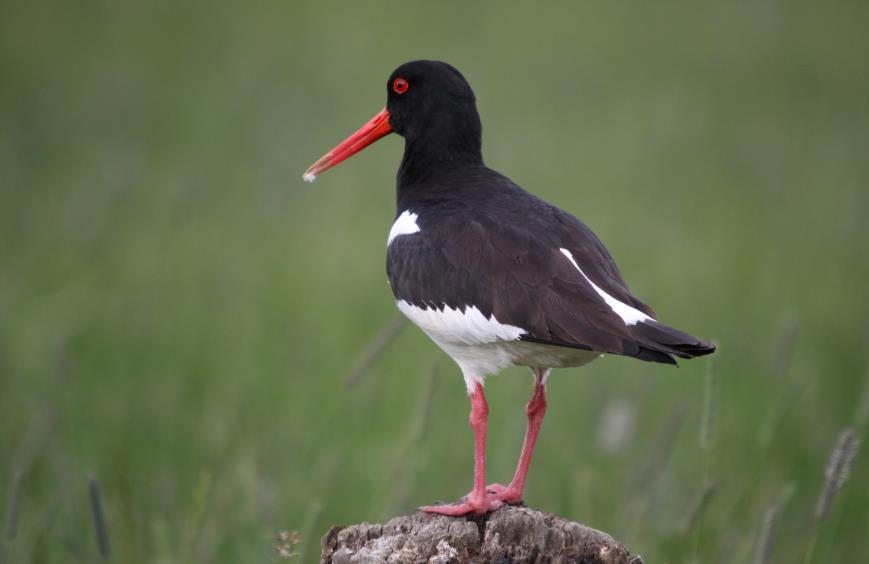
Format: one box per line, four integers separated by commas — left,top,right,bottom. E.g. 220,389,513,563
321,505,642,563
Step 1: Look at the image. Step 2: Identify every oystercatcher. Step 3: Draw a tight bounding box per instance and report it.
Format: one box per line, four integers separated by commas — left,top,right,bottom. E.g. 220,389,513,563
304,60,715,516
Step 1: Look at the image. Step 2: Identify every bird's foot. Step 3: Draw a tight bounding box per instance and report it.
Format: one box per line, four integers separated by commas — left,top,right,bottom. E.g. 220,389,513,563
482,482,523,504
420,484,523,516
420,493,503,516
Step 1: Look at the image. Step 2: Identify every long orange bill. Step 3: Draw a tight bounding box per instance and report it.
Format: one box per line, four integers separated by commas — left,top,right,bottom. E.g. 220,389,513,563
303,108,394,182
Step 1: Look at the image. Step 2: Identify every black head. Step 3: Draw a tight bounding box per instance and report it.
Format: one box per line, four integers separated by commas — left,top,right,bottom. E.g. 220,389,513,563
303,60,483,184
386,60,481,142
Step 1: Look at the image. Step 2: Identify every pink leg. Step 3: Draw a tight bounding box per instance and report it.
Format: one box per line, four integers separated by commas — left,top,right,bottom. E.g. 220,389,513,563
500,371,548,503
468,384,489,504
421,383,504,515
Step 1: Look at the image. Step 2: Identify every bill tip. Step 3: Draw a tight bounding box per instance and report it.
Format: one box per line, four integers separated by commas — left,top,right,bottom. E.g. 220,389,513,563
302,172,317,183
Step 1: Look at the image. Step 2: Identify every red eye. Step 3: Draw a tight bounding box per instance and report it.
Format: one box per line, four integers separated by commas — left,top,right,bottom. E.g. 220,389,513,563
393,77,409,94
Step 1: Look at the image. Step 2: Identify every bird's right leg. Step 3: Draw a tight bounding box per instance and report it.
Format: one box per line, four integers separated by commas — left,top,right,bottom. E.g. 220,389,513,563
420,382,504,515
483,367,550,505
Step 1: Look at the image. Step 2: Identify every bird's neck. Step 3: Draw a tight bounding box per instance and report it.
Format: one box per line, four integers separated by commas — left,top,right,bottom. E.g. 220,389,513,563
397,126,483,188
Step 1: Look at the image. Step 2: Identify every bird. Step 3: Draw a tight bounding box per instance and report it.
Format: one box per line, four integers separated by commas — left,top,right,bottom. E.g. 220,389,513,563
303,60,715,516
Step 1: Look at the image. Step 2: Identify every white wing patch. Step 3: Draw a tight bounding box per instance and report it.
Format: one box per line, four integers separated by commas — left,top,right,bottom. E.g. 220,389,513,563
559,248,653,326
387,210,421,246
396,300,526,346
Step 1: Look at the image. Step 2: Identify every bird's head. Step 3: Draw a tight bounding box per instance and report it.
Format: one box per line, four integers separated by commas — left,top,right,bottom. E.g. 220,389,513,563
303,60,481,183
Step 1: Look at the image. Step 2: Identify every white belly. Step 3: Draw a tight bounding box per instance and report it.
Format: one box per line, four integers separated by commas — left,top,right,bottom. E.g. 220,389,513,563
396,300,600,391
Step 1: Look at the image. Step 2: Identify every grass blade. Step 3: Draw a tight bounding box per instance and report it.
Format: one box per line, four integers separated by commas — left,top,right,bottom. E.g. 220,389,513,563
632,402,688,493
343,313,408,388
752,484,794,564
700,359,718,451
682,477,718,536
770,315,799,379
4,467,22,542
804,429,861,564
853,365,869,428
815,428,859,522
87,475,110,558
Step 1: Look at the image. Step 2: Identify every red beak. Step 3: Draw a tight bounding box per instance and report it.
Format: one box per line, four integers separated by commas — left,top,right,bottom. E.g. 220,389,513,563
303,108,394,182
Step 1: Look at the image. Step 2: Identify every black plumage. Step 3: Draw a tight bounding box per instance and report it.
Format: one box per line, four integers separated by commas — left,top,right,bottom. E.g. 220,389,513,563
387,165,714,365
383,60,713,365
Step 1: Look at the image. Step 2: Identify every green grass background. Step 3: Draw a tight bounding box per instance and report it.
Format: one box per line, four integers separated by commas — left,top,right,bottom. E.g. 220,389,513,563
2,1,868,562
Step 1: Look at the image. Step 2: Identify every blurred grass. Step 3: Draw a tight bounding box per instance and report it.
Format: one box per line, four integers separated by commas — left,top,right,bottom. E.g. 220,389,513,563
1,1,868,562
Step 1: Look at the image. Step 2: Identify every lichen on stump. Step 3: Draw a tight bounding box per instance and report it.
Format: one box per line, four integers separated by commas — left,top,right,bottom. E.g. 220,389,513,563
320,505,642,563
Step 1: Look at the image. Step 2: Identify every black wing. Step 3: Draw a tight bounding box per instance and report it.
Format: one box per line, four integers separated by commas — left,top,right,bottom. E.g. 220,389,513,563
387,196,714,364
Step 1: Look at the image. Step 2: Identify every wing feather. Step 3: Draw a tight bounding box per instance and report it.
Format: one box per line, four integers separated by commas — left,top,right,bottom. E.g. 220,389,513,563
387,181,714,364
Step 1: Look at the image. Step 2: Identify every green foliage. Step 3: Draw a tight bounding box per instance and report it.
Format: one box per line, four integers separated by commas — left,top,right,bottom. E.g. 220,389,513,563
2,1,868,562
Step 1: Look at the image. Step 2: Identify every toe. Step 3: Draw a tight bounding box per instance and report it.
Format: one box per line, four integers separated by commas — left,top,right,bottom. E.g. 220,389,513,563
498,487,523,504
485,483,507,495
420,503,474,517
420,493,506,516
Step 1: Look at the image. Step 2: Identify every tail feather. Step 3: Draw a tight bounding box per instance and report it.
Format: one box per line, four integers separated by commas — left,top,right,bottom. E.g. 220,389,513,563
628,319,716,364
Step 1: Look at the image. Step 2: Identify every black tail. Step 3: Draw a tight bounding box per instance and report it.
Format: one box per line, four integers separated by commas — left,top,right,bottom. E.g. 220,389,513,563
625,319,716,366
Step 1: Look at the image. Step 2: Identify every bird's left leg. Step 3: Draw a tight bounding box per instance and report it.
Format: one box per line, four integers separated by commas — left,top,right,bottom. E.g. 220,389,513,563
420,382,504,515
488,367,550,504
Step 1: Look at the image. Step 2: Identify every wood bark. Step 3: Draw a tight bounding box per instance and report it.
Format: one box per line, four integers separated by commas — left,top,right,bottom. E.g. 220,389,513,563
320,505,642,563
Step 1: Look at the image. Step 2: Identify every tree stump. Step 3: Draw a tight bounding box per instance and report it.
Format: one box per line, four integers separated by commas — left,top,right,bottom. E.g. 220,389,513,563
320,505,642,563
